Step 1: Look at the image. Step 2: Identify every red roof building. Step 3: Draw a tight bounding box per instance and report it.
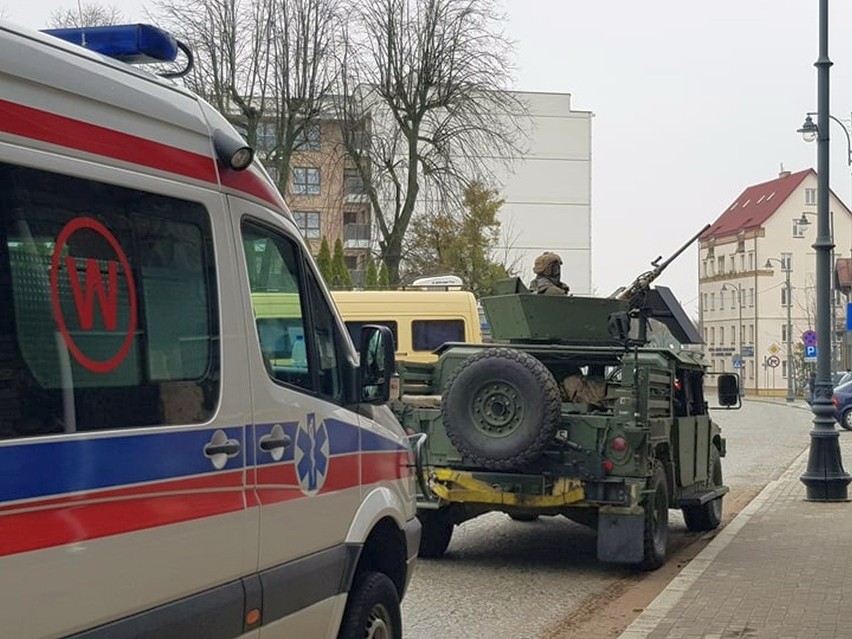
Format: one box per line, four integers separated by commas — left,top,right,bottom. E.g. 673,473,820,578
699,169,852,397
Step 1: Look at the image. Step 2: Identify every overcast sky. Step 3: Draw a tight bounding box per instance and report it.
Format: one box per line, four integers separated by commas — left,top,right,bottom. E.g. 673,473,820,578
6,0,852,314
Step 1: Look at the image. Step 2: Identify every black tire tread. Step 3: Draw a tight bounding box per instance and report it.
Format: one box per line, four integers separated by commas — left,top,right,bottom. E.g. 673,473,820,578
337,571,401,639
841,408,852,431
417,510,453,559
682,448,724,532
640,464,668,570
442,347,561,469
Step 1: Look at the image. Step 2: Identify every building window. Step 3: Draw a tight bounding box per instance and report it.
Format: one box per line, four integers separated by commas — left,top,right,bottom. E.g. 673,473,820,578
782,324,788,342
703,293,708,310
730,290,737,308
720,327,725,345
806,188,817,205
704,327,708,343
711,327,715,344
749,324,754,344
748,252,754,271
749,360,754,381
740,253,745,271
344,170,366,195
793,220,807,238
294,125,321,152
741,323,745,343
781,253,792,270
748,288,755,307
710,293,716,311
292,167,320,195
781,286,790,307
782,360,788,378
719,292,725,310
292,211,320,239
731,325,736,345
256,121,278,153
717,256,725,275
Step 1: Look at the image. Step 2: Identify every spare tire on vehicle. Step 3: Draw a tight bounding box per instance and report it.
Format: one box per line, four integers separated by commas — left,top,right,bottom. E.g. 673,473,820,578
442,347,561,469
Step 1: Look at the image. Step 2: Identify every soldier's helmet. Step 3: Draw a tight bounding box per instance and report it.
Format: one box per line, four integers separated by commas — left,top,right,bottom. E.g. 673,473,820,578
533,251,562,275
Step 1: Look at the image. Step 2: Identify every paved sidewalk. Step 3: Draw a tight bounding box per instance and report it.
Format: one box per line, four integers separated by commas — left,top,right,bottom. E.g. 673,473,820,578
619,434,852,639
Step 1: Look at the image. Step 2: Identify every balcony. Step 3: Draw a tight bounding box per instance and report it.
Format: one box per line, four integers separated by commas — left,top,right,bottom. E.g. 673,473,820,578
344,223,372,250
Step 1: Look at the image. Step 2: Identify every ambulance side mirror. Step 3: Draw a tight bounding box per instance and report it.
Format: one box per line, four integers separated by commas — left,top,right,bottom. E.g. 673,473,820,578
358,325,396,404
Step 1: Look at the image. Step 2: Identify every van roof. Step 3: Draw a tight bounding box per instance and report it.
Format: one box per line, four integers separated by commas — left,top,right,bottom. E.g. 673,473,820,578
0,20,290,217
331,289,478,313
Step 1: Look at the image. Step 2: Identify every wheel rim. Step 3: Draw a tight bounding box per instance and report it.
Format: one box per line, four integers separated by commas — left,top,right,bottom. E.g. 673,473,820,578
364,602,392,639
471,381,523,437
845,411,852,429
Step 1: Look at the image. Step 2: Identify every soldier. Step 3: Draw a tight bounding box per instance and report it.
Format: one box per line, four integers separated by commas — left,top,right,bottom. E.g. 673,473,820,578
529,251,570,296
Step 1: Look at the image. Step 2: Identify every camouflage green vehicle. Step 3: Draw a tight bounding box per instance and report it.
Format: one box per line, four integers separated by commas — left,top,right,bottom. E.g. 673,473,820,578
399,228,741,569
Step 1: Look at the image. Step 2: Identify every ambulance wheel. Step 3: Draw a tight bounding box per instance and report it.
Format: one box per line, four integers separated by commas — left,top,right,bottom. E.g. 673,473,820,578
338,571,401,639
640,465,668,570
682,448,724,532
442,347,561,469
417,510,453,559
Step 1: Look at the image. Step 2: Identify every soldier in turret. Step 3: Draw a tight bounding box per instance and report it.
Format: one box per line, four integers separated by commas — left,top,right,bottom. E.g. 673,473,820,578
529,251,570,296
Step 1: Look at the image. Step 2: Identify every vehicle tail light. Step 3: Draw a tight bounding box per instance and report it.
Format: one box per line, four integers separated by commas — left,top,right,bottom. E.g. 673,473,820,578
603,460,614,474
610,436,628,452
834,397,839,408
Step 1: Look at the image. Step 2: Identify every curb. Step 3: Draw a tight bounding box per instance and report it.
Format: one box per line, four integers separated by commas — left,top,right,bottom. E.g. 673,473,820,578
616,446,810,638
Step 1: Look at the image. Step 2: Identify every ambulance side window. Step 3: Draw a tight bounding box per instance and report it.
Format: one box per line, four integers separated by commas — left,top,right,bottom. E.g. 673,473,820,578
0,163,220,438
242,222,340,398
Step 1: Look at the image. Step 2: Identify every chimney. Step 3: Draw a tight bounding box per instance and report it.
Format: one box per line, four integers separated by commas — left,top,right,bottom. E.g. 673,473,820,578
778,162,791,178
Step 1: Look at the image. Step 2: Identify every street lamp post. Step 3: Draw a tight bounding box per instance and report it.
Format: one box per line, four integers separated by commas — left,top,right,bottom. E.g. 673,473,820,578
722,282,745,396
796,0,851,501
764,260,795,403
796,210,837,377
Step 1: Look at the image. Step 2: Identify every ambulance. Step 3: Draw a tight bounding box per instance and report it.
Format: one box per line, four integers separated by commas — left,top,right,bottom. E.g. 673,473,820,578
0,21,419,639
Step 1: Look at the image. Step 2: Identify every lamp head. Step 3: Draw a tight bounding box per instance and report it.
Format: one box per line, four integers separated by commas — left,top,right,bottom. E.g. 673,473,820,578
798,114,818,143
764,258,773,268
797,213,811,226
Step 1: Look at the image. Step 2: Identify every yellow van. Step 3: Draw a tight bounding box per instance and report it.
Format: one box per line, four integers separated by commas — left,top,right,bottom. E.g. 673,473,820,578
331,290,483,363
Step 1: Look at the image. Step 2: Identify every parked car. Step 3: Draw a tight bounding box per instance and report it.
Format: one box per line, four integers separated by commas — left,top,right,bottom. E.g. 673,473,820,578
832,380,852,430
806,371,852,406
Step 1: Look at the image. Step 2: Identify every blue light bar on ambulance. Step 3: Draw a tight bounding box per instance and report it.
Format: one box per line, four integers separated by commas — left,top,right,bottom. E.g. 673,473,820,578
41,24,179,64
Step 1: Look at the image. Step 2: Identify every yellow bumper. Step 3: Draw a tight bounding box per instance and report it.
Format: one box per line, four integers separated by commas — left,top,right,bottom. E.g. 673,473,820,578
429,468,585,507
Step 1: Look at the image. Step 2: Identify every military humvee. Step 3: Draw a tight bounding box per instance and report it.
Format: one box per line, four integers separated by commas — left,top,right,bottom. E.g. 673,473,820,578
399,229,740,569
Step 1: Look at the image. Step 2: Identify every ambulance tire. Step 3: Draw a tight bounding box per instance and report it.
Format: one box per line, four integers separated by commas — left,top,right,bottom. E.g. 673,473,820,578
338,571,402,639
442,347,561,470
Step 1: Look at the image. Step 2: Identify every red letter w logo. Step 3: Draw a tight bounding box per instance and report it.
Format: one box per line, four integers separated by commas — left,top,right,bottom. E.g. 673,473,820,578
65,256,119,331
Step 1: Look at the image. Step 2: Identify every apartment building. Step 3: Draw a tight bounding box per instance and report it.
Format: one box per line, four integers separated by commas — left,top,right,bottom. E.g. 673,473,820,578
255,91,593,290
699,168,852,396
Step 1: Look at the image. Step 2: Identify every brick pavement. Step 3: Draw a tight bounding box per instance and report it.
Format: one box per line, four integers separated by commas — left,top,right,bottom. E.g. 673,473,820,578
619,434,852,639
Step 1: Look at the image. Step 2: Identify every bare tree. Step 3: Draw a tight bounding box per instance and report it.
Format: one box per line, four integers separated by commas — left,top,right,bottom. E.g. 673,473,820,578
49,2,124,27
338,0,524,284
150,0,342,193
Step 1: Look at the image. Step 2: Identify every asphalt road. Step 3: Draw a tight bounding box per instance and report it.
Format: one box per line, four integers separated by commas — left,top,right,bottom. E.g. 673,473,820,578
401,399,820,639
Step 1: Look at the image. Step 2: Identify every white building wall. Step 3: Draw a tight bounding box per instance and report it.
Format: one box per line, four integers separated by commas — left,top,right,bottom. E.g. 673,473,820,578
487,92,592,294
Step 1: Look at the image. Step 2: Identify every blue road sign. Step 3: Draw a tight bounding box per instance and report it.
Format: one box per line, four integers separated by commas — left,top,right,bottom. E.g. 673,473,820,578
804,344,818,361
733,356,743,369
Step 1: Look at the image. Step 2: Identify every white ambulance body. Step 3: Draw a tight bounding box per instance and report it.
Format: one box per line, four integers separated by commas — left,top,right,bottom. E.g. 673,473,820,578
0,21,419,639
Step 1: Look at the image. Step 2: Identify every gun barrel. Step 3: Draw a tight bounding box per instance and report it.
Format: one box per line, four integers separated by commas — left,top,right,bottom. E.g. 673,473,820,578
612,223,711,301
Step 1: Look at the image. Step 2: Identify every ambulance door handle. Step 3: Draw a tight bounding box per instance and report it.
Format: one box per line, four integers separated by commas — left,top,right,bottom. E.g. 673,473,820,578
259,424,291,458
203,429,241,458
204,442,241,456
259,435,291,452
